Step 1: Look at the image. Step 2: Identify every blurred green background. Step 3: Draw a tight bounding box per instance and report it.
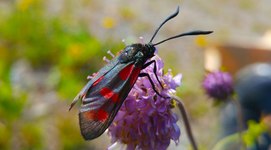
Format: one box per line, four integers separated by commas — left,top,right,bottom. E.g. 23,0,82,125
0,0,270,149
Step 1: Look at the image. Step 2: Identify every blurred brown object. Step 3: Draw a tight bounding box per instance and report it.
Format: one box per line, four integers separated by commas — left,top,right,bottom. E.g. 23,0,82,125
204,30,271,74
215,44,271,74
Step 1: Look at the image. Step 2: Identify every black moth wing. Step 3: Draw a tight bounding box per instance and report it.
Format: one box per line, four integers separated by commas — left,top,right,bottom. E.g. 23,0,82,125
69,56,120,110
79,61,141,140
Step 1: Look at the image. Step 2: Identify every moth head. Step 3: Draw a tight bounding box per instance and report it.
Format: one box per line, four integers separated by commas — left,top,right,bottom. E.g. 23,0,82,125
119,44,140,63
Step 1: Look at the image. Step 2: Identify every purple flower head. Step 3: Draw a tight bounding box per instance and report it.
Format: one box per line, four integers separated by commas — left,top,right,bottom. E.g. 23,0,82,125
108,55,182,150
202,71,234,101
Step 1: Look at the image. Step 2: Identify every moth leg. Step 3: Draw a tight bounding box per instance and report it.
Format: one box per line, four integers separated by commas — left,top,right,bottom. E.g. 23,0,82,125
139,73,168,98
142,60,163,89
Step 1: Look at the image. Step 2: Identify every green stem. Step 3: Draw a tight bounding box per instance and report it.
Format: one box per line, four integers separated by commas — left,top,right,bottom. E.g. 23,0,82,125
171,96,198,150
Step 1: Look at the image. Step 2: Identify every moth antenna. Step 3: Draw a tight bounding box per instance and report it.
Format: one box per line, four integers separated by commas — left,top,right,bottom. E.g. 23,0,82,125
107,50,115,58
149,6,180,43
153,30,213,46
103,56,110,63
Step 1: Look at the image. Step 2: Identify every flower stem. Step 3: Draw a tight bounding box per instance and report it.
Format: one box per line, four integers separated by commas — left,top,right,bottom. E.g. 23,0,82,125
171,96,198,150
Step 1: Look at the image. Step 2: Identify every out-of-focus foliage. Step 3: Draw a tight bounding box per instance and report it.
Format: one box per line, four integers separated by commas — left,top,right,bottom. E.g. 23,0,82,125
243,120,269,148
212,116,271,150
0,0,122,149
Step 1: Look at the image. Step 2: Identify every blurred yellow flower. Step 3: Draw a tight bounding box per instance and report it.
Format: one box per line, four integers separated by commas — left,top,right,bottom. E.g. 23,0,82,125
17,0,34,11
194,36,208,47
120,7,135,20
67,44,82,57
102,17,116,29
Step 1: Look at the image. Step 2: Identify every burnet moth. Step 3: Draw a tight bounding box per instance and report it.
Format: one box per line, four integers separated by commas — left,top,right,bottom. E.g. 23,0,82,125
69,6,212,140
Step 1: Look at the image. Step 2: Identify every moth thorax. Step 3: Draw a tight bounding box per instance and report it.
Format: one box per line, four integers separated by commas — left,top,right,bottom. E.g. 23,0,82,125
144,43,155,58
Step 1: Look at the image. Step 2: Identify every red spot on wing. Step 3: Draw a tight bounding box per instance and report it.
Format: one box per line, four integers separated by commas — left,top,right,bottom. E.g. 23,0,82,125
96,109,108,122
130,67,141,85
81,109,108,123
111,93,119,103
119,64,134,80
100,87,114,99
92,76,104,86
83,111,95,120
100,87,119,102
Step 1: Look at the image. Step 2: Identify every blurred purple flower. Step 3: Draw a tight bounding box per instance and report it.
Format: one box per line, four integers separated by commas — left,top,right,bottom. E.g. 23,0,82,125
202,71,234,101
108,55,182,150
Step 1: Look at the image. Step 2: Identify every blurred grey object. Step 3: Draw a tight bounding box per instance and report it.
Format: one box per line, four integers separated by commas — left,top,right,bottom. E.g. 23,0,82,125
236,63,271,122
220,63,271,150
